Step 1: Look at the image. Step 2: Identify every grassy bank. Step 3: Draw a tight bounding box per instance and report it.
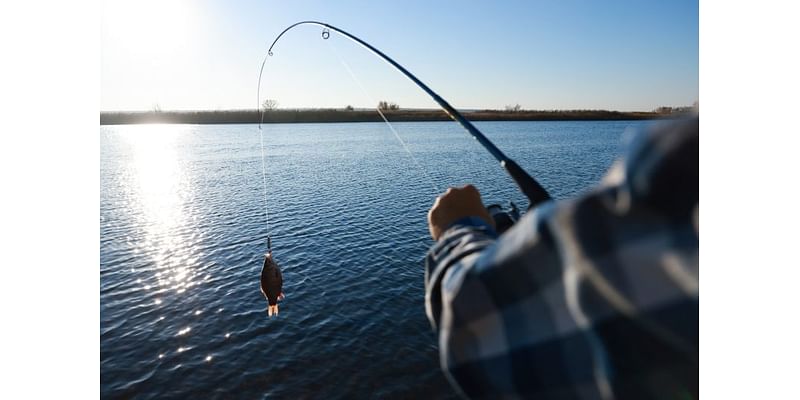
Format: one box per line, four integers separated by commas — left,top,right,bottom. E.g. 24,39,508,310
100,108,682,125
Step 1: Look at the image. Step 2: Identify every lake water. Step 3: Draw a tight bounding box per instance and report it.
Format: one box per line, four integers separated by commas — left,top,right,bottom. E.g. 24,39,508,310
100,120,651,398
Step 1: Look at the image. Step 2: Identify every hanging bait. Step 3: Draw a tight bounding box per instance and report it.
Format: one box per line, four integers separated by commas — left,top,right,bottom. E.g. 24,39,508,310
260,239,284,317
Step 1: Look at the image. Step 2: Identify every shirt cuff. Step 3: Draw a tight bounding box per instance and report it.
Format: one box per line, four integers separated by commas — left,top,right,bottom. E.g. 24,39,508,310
443,216,496,236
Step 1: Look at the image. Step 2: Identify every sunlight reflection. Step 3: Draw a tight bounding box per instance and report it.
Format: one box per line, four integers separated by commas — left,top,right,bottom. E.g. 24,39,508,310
174,267,189,282
123,124,185,231
122,124,209,308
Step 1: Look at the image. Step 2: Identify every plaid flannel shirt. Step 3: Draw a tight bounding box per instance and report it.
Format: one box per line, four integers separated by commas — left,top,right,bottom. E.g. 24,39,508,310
425,117,698,399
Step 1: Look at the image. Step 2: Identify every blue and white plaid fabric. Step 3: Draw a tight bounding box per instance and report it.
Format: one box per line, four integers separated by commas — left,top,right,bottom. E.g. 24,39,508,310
425,117,698,399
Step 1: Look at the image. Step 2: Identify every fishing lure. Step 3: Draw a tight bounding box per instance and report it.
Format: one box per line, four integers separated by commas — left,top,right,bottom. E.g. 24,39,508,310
259,238,284,317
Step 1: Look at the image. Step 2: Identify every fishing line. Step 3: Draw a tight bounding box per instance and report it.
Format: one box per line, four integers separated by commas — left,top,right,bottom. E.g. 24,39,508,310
257,125,270,251
257,50,276,251
257,57,430,271
323,37,441,196
260,21,552,209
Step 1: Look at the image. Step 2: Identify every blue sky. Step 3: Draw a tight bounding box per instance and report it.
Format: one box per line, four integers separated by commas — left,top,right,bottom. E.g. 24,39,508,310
101,0,698,111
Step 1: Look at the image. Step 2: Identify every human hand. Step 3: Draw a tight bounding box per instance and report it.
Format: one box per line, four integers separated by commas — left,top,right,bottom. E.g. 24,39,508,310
427,184,495,241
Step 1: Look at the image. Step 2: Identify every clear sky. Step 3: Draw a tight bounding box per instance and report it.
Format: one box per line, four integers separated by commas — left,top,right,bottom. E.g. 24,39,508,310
101,0,698,112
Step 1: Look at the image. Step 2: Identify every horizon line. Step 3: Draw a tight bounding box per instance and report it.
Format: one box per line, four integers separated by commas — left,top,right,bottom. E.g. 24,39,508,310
100,105,697,114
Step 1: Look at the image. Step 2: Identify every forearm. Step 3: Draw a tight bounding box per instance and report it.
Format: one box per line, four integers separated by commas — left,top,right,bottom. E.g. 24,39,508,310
424,217,497,332
424,206,573,398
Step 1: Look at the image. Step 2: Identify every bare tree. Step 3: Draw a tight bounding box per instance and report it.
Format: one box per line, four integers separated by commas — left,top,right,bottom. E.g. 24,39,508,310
378,101,399,111
654,106,673,114
505,104,522,112
262,99,279,111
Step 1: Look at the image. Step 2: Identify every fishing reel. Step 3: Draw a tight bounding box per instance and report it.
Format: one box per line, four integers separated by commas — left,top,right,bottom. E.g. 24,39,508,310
486,201,521,235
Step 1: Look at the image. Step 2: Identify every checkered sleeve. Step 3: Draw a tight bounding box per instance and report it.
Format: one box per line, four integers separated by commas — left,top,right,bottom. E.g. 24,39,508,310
425,117,699,399
426,204,602,399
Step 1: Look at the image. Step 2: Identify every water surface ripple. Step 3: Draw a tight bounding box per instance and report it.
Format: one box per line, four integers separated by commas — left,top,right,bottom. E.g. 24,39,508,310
100,120,650,398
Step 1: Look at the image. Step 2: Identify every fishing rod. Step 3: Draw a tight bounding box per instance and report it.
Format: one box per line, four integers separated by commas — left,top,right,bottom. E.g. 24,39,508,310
259,21,552,209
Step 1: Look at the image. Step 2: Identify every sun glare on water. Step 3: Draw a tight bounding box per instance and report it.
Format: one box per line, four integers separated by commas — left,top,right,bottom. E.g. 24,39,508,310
121,125,204,302
123,125,184,226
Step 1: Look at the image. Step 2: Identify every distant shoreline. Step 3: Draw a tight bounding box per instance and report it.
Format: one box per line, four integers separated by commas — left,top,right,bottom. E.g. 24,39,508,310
99,108,691,125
